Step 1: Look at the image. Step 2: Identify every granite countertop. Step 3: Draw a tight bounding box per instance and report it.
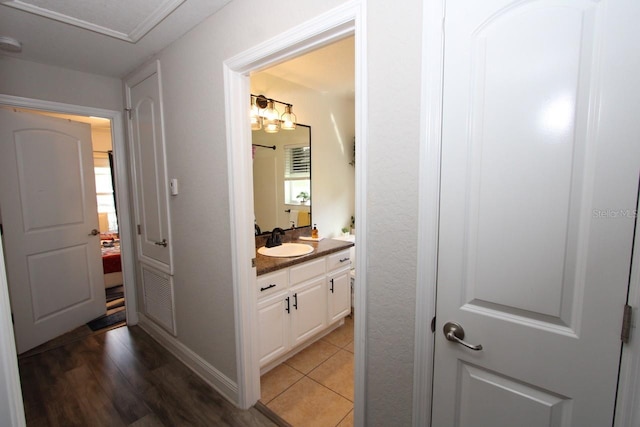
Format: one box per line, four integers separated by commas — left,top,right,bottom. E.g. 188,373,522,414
256,237,354,276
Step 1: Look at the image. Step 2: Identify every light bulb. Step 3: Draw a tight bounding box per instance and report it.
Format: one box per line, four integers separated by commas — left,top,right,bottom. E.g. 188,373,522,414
250,98,262,130
263,100,280,133
281,105,296,130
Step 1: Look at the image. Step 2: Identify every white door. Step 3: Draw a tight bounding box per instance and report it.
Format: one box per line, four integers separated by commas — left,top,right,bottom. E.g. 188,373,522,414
431,0,640,426
0,110,106,354
126,62,172,273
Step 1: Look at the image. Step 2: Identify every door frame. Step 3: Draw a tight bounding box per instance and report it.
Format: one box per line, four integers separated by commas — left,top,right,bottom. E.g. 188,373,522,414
0,94,138,326
411,1,640,425
412,0,444,425
223,0,368,420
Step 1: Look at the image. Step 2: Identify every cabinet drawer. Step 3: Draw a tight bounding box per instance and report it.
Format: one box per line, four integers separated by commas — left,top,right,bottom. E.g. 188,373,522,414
257,270,288,298
290,258,325,285
327,250,351,272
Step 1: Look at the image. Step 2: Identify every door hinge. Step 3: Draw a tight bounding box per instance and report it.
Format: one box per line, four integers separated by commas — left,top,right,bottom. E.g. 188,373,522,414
622,304,633,344
251,258,256,268
125,108,132,120
431,316,436,333
137,224,142,235
11,313,14,325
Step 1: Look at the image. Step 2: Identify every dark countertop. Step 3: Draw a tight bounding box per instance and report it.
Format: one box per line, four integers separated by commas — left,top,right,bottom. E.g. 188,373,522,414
256,238,354,276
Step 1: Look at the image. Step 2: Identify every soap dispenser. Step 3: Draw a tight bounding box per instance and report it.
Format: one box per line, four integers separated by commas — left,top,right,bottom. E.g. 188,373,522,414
311,224,318,239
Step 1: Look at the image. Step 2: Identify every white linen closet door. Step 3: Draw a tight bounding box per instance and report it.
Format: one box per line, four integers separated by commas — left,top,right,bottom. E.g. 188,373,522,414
126,61,172,273
0,110,106,354
431,0,640,426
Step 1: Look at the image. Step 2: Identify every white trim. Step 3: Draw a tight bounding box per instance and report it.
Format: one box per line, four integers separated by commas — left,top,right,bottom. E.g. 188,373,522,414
223,1,368,421
3,0,185,43
615,204,640,427
0,239,26,427
137,313,239,403
0,94,139,326
412,1,445,426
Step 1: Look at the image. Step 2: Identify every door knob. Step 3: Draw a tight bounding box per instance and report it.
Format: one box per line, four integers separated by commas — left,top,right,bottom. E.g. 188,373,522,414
443,321,483,351
88,229,99,236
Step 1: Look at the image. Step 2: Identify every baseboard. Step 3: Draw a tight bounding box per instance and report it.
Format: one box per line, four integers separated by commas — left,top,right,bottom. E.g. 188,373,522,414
137,312,239,405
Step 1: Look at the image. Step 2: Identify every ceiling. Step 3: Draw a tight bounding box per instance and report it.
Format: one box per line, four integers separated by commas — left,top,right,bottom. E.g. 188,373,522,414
257,36,355,98
0,0,354,95
0,0,232,77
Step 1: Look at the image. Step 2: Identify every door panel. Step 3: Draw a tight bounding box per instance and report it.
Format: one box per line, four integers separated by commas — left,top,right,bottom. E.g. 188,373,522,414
0,110,106,353
432,0,640,425
457,363,570,427
128,68,172,272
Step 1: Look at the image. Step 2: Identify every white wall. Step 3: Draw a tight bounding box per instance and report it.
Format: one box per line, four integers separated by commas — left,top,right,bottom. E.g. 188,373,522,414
0,56,122,111
251,72,355,237
365,1,424,424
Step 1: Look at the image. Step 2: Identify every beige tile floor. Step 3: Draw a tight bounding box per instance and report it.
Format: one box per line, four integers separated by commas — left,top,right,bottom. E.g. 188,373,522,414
260,316,354,427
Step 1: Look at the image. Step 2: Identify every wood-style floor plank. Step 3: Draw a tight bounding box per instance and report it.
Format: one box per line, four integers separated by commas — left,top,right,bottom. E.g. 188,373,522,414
18,325,278,427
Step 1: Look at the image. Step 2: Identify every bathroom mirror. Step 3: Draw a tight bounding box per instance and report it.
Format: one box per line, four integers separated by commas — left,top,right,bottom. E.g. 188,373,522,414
252,124,311,234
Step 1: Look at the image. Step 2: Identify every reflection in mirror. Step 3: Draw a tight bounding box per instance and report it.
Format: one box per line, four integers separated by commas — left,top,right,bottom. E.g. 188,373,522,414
252,124,311,234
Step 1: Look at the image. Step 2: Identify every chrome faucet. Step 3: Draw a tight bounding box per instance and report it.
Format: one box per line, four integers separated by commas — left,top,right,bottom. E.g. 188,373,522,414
266,227,285,248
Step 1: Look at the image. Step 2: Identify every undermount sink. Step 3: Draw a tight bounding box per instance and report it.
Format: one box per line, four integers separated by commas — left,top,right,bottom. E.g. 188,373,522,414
258,242,314,258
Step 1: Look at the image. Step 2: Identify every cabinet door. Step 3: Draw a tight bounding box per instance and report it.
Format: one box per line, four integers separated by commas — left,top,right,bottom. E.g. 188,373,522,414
290,277,327,347
126,61,172,273
328,268,351,323
257,291,289,367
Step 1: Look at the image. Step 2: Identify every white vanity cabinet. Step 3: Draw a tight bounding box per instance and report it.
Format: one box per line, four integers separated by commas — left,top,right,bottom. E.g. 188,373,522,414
256,250,351,368
327,250,352,323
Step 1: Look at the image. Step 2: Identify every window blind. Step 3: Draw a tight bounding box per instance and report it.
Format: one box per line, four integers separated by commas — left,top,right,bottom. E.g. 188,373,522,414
284,145,310,178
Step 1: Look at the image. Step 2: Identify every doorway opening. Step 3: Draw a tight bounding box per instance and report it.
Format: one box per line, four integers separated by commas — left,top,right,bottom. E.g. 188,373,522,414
251,36,356,425
2,107,127,338
223,2,366,422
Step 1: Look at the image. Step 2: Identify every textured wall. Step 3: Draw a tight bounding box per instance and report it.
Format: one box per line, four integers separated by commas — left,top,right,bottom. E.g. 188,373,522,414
365,1,424,424
0,56,122,111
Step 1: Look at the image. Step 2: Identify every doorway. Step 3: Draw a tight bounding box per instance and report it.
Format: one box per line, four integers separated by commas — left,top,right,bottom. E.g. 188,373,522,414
251,36,356,425
223,1,367,419
2,107,127,337
0,95,138,343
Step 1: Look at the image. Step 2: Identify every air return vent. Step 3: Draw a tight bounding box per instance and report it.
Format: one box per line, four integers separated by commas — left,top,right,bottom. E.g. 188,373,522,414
141,264,176,335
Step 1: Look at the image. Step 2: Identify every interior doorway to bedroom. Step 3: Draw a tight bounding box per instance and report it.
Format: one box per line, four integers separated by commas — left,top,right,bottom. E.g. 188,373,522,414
4,107,127,339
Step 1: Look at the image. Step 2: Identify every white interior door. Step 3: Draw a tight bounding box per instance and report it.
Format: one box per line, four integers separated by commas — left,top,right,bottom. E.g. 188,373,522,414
0,109,106,354
127,62,172,273
431,0,640,426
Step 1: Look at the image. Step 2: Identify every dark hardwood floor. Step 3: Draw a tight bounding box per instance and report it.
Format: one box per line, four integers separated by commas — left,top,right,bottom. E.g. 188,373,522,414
18,325,277,427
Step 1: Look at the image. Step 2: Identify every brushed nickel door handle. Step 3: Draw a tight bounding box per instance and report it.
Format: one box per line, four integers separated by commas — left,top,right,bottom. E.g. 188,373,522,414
89,229,99,236
443,321,483,351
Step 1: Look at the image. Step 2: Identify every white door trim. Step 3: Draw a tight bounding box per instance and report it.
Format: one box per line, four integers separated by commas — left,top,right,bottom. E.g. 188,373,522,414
0,239,25,427
615,199,640,427
0,94,138,327
412,1,445,426
223,1,368,422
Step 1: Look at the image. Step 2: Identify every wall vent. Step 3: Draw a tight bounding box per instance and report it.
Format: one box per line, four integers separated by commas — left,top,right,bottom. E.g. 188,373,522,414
141,264,176,335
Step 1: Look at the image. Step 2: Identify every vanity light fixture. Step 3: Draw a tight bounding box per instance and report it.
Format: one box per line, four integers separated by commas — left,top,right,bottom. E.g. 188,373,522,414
263,100,280,133
250,97,262,130
281,105,297,130
250,94,296,133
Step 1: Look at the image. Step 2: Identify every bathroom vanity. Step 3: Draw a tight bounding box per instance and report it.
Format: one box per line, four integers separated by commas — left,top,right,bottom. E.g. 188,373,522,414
255,237,353,371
